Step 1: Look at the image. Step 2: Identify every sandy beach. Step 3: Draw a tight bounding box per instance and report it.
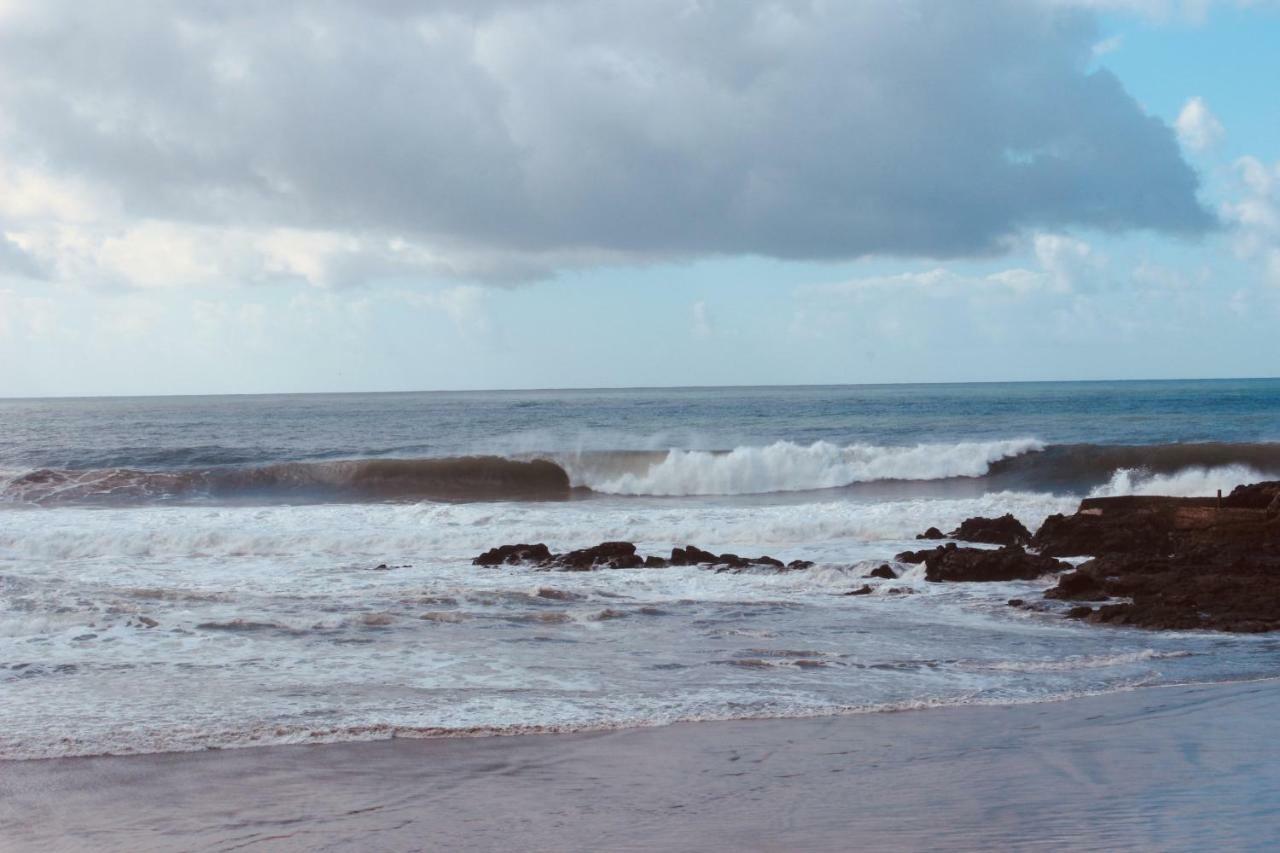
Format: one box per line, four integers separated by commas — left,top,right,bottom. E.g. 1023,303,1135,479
4,678,1279,852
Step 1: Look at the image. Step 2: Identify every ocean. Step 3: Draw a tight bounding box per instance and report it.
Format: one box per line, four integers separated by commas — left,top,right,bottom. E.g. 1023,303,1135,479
3,378,1280,760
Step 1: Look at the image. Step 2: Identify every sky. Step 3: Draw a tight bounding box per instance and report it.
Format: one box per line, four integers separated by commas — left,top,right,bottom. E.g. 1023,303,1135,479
1,0,1279,396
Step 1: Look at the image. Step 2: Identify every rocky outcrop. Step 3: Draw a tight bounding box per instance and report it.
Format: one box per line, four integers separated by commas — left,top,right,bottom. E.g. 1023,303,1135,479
899,543,1069,583
1046,544,1280,632
916,527,945,540
473,542,811,573
473,543,554,566
1028,482,1280,631
866,564,897,580
557,542,644,570
948,514,1031,547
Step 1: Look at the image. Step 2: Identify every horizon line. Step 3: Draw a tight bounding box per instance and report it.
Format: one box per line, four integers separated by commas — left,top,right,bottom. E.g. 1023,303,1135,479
2,375,1277,403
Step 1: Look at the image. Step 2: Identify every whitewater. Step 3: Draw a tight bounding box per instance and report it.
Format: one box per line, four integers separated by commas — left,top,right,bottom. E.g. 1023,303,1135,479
3,380,1280,760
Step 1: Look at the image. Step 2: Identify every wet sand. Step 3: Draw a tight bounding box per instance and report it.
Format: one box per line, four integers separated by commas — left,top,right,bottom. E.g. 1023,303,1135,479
4,680,1280,852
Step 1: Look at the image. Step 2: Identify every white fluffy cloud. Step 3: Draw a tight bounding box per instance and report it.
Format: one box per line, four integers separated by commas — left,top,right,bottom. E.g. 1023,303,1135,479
0,0,1212,289
1176,97,1226,152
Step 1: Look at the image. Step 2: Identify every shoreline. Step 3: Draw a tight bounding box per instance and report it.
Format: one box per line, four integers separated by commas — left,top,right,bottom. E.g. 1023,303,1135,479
5,678,1280,851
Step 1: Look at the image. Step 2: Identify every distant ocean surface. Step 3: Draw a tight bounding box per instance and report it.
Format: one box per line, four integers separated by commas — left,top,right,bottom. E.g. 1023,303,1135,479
3,379,1280,760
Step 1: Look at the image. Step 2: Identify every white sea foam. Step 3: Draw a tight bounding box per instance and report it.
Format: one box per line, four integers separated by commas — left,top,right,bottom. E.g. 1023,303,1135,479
0,490,1077,562
579,438,1045,496
1088,464,1272,498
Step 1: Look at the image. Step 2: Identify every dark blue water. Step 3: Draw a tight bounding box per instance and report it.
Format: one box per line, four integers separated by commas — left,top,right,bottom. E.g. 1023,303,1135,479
2,379,1278,472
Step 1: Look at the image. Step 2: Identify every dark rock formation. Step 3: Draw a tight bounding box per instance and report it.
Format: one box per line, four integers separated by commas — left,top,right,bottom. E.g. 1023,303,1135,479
670,545,719,565
948,514,1031,547
473,542,812,573
1043,544,1280,631
916,527,945,540
844,585,873,596
908,543,1070,583
473,543,554,566
1043,569,1108,601
866,564,897,580
557,541,643,570
1222,481,1280,511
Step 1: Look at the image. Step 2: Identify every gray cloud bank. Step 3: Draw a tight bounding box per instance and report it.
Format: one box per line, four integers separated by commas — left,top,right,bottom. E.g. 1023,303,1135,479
0,0,1212,283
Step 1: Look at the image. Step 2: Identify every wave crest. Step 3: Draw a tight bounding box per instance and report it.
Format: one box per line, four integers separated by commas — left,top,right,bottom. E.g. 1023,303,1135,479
580,439,1045,496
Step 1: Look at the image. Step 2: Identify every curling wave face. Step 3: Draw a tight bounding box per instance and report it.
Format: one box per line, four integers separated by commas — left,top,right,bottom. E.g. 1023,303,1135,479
5,439,1280,505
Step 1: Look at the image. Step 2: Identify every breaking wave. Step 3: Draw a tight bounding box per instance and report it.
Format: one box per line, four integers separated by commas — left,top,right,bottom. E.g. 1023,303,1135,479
575,439,1044,496
1088,464,1272,498
3,439,1278,505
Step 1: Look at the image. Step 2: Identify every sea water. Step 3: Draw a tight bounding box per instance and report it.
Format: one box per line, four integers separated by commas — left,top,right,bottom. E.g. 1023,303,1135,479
2,379,1279,759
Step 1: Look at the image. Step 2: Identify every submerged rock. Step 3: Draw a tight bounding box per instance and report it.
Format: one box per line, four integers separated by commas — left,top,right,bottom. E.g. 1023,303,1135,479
866,564,898,580
916,527,945,540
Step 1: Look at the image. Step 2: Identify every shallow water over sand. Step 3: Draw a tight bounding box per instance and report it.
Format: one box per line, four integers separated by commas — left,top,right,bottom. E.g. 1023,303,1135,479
4,680,1279,852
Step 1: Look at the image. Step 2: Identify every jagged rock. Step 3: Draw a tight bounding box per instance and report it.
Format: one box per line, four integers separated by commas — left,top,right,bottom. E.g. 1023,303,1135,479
1047,545,1280,631
644,555,669,568
866,564,897,580
948,514,1031,547
1222,481,1280,511
786,559,815,570
1066,605,1094,619
1032,491,1280,558
916,527,945,540
1043,569,1109,601
670,545,719,565
844,585,873,596
919,544,1070,583
473,543,553,566
557,541,643,570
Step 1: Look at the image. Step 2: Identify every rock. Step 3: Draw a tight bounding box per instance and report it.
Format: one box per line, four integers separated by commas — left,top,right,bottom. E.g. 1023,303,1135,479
916,527,945,540
1032,491,1280,558
786,559,815,571
843,585,873,596
754,555,785,568
1055,545,1280,632
1044,568,1109,601
921,544,1070,583
1066,605,1095,619
671,545,720,566
643,555,669,568
136,616,158,629
1031,506,1176,557
556,541,642,570
1222,481,1280,511
894,545,946,564
866,564,897,580
535,587,583,601
1007,599,1025,608
473,543,553,566
948,514,1031,547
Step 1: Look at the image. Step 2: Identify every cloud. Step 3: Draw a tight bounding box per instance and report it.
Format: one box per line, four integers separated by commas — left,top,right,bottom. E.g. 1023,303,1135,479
809,232,1108,298
1222,156,1280,286
1175,97,1225,152
0,0,1213,288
